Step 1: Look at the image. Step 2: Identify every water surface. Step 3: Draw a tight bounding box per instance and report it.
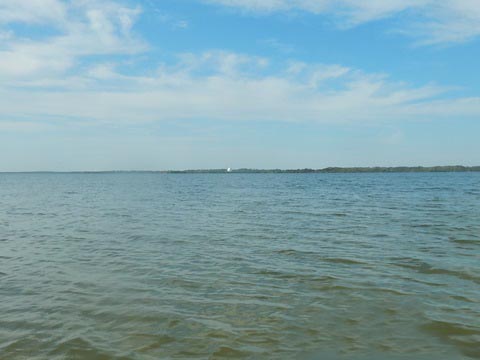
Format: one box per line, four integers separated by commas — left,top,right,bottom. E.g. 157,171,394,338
0,173,479,359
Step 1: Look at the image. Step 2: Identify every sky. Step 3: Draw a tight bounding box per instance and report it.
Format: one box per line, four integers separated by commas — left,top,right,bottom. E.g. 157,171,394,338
1,0,480,171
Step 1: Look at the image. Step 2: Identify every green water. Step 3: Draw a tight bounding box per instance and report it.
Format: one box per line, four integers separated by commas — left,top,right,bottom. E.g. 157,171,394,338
0,173,479,359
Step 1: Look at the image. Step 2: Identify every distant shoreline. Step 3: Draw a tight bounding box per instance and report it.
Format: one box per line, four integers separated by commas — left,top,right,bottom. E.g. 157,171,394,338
2,166,480,174
167,166,480,174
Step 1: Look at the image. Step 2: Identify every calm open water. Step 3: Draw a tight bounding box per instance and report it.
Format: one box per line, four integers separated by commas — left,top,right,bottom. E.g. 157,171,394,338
0,173,479,359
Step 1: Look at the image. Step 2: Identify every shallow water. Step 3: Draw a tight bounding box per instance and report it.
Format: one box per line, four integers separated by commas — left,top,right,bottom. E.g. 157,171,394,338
0,172,479,359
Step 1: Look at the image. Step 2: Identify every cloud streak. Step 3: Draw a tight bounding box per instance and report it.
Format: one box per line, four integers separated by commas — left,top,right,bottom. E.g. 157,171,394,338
0,1,479,131
1,49,478,127
0,0,144,80
204,0,480,45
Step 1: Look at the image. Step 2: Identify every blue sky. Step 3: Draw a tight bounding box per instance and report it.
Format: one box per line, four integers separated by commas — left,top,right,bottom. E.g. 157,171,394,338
1,0,480,171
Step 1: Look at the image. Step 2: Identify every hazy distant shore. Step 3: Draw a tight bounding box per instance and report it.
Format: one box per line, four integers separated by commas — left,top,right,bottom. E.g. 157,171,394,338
167,166,480,174
4,166,480,174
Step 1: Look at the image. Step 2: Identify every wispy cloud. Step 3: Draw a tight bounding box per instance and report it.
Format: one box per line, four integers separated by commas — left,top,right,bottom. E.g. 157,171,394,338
1,48,478,127
203,0,480,45
407,1,480,45
0,0,67,25
259,38,296,54
1,1,479,132
143,0,190,30
0,0,144,81
203,0,423,19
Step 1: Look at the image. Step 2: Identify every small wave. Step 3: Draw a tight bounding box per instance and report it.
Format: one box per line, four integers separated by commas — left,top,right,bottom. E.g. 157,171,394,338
371,233,389,238
392,258,480,284
136,334,175,352
367,287,412,296
275,249,317,256
275,250,369,266
421,320,480,358
252,269,298,279
322,257,368,265
451,238,480,246
410,223,435,228
0,337,45,357
49,336,114,359
281,210,347,217
450,295,478,303
331,212,348,217
422,267,480,284
252,268,338,286
281,210,323,217
211,345,250,358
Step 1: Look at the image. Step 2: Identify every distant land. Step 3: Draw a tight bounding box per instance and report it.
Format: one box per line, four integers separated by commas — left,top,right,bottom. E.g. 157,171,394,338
5,166,480,174
166,166,480,174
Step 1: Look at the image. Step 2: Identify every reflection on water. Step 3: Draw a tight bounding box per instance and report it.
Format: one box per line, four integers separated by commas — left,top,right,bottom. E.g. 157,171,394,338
0,173,479,359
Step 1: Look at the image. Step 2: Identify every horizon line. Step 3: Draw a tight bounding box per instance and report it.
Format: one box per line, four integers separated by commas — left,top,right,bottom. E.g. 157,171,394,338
1,165,480,174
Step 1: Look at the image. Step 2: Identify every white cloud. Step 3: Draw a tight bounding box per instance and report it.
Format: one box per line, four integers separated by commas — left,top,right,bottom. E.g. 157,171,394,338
410,0,480,45
1,50,479,128
87,63,118,79
204,0,480,44
0,0,144,80
205,0,425,19
0,0,67,25
142,1,190,31
0,1,479,131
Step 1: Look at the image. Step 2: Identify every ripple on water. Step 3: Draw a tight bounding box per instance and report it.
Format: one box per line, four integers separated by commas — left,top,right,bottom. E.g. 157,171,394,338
1,172,479,359
390,257,480,285
210,345,252,359
134,334,176,353
421,320,480,359
274,249,371,266
450,238,480,246
49,337,121,360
